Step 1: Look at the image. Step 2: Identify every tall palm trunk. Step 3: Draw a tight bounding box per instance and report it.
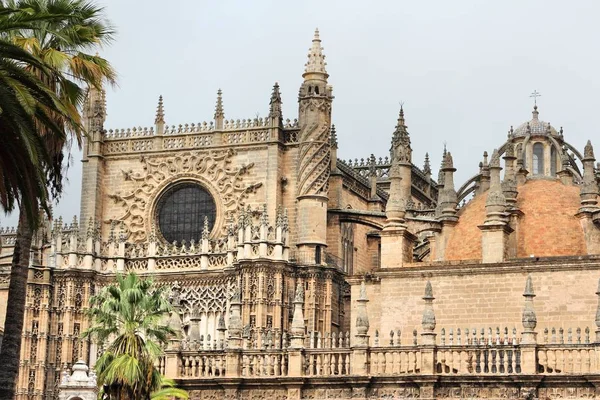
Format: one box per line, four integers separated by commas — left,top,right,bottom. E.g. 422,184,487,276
0,207,34,399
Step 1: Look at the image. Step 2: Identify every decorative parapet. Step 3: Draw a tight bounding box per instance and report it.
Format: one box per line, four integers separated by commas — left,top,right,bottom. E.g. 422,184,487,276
101,117,300,155
49,207,290,272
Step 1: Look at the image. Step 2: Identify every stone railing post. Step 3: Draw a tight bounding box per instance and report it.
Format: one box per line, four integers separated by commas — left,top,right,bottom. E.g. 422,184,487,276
163,348,180,379
420,281,437,375
520,275,538,374
352,280,370,375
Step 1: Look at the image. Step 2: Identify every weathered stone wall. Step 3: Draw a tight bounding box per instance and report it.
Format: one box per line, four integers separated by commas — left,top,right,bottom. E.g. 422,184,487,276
352,259,600,345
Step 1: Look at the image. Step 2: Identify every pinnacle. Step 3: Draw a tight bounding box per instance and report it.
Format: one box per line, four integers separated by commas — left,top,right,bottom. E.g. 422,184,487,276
423,152,431,175
214,89,224,120
523,274,535,297
330,124,338,148
304,28,328,76
154,95,164,124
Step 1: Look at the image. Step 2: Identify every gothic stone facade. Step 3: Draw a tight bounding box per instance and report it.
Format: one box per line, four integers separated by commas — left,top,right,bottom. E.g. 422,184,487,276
2,29,600,400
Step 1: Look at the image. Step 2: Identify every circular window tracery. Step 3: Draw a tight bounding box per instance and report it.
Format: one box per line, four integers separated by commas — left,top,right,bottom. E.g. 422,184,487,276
156,182,216,243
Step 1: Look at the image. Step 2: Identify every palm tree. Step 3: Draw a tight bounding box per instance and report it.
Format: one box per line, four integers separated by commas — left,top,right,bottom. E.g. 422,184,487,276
0,1,116,397
0,6,90,399
84,273,188,400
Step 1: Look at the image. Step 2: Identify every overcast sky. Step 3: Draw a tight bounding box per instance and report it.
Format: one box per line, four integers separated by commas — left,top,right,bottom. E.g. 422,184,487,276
2,0,600,227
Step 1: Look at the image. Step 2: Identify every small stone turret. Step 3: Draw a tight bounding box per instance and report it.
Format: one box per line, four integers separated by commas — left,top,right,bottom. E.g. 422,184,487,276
354,280,370,346
296,29,333,264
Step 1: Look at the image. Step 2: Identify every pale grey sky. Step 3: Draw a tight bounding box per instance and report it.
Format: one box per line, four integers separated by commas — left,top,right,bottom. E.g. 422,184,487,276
2,0,600,227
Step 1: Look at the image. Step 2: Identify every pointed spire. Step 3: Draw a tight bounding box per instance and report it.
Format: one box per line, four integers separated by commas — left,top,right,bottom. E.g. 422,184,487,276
522,275,537,343
330,124,338,149
580,140,599,212
155,95,165,124
304,28,328,77
214,89,224,129
268,82,283,122
390,105,411,164
438,144,447,185
437,150,458,222
585,140,595,159
421,281,436,333
423,153,431,176
484,149,507,224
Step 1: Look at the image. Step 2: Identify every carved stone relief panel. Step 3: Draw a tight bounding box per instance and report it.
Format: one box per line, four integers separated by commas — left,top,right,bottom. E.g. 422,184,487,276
106,149,262,242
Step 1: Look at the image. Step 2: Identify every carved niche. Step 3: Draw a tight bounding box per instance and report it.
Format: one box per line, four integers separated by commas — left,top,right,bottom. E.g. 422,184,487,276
107,149,262,242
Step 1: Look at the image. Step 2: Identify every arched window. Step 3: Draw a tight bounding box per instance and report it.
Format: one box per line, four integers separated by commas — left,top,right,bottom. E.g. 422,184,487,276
533,143,544,175
550,146,557,176
341,223,354,274
157,182,216,243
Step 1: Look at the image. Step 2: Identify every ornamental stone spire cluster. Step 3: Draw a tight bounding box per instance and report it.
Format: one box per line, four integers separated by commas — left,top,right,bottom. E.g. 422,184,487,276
304,28,328,77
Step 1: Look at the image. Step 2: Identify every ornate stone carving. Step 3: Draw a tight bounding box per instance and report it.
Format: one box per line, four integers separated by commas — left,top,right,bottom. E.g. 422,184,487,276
106,149,262,242
297,98,331,197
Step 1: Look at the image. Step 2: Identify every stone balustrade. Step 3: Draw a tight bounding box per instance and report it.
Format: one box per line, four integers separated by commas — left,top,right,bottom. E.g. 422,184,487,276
48,208,290,272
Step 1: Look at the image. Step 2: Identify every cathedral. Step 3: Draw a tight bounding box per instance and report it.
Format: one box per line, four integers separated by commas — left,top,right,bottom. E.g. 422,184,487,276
2,29,600,400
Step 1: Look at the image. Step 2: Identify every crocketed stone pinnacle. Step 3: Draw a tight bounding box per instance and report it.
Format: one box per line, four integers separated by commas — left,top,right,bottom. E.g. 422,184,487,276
304,28,327,76
214,89,224,120
155,95,165,124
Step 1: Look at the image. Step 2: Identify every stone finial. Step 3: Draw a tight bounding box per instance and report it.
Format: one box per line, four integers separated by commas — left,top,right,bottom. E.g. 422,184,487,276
437,144,447,185
489,149,500,169
268,82,282,121
330,124,338,149
580,140,599,212
201,216,210,240
368,154,377,178
421,281,436,332
390,105,411,165
304,28,328,76
214,89,224,129
86,217,94,239
585,140,595,160
154,95,165,125
437,150,459,222
70,215,78,230
484,149,507,224
294,281,304,303
522,275,537,335
290,281,306,341
423,153,431,176
118,222,127,243
355,280,370,338
260,203,268,227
